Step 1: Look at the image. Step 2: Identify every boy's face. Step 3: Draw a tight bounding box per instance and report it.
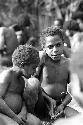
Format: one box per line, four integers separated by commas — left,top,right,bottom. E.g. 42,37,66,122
44,35,63,61
22,64,37,78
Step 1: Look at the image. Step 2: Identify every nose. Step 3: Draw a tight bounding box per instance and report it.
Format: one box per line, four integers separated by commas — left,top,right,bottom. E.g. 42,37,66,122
53,46,58,52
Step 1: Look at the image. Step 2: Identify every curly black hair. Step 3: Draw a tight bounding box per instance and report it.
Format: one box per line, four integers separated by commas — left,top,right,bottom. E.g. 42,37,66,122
12,44,40,68
40,25,65,48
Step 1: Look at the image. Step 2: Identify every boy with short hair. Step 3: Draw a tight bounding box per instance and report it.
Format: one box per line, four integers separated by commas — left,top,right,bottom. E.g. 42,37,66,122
0,44,41,125
35,26,78,120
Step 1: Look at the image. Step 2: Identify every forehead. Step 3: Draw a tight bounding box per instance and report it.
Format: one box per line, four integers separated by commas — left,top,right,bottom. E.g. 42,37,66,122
45,35,62,46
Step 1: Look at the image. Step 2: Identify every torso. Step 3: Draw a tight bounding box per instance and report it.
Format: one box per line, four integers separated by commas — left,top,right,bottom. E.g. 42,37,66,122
4,70,25,114
40,54,69,100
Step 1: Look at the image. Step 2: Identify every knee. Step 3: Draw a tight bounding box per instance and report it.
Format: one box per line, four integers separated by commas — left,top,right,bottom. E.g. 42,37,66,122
64,106,79,118
27,113,42,125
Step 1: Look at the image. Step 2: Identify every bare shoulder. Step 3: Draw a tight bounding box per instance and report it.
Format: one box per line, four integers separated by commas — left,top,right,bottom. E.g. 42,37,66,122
39,50,46,59
0,68,12,83
39,50,46,64
0,68,13,97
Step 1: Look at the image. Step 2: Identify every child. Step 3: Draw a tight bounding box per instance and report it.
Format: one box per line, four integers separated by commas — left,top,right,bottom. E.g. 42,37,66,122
0,44,41,125
35,26,78,120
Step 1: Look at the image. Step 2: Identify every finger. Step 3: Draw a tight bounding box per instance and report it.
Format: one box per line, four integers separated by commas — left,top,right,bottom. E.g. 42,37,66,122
21,117,26,123
56,111,64,118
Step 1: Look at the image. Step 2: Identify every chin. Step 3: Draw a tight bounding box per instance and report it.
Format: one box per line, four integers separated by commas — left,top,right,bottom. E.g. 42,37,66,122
23,74,29,79
51,56,61,61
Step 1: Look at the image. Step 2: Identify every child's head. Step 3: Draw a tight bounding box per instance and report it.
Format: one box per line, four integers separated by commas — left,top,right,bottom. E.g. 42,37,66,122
40,26,64,61
70,43,83,108
12,44,40,78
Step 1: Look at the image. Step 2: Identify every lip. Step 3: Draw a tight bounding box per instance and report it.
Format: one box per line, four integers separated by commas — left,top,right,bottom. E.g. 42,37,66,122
51,54,60,57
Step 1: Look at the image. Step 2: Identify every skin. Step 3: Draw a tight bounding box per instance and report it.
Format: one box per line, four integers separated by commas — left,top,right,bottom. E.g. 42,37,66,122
36,35,78,119
0,27,18,66
0,63,41,125
41,35,69,100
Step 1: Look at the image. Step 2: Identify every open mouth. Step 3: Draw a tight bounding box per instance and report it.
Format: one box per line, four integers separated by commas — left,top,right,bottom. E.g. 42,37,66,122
51,54,61,60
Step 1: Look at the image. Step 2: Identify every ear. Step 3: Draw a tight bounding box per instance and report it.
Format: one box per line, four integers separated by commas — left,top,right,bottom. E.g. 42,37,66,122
43,47,46,52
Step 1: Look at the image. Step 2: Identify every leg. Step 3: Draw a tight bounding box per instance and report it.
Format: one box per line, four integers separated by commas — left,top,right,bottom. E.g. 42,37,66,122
64,106,79,118
26,113,42,125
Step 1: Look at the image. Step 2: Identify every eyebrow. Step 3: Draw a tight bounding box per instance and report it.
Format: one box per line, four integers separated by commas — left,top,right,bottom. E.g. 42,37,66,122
54,41,62,45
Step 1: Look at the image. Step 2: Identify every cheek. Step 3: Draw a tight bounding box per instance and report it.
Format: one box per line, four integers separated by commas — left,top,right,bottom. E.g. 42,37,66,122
59,46,63,53
45,49,52,54
29,69,35,76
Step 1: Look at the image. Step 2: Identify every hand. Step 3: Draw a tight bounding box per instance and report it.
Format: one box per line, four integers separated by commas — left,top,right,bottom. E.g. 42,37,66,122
55,104,64,116
18,113,27,121
13,115,27,125
49,98,56,117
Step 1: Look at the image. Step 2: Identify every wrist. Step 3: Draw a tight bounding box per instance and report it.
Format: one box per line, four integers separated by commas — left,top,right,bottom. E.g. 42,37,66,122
13,115,21,124
60,103,65,109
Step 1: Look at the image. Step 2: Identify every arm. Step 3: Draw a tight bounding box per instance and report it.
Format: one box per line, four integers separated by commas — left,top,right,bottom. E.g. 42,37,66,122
61,92,72,108
62,71,72,107
0,70,25,125
54,92,72,117
0,70,17,118
41,87,56,103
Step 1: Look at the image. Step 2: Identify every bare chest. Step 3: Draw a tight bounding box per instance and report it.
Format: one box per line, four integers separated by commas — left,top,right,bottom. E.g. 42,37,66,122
8,76,25,94
41,61,69,85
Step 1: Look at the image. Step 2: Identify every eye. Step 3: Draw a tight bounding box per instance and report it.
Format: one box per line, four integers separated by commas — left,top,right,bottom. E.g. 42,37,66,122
48,45,54,49
56,43,61,47
32,66,37,71
32,67,35,70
